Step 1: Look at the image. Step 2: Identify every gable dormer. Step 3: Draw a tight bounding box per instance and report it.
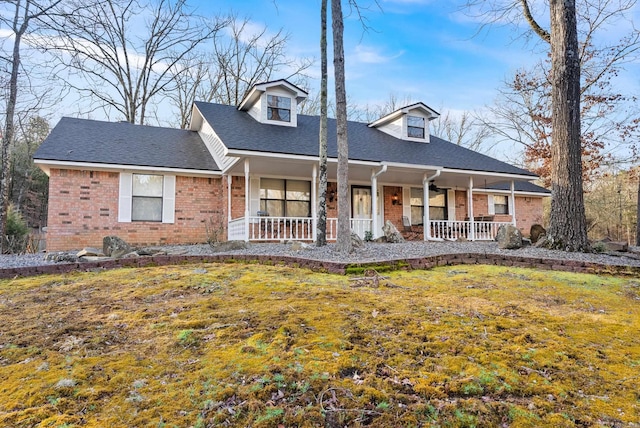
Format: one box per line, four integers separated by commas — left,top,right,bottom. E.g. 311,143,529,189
237,79,308,127
368,102,440,142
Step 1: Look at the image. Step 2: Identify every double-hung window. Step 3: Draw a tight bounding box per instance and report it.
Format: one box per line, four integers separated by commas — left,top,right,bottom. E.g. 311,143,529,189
429,188,447,220
493,195,509,214
118,172,175,223
267,95,291,122
407,115,425,139
132,174,163,221
260,179,310,217
410,188,424,225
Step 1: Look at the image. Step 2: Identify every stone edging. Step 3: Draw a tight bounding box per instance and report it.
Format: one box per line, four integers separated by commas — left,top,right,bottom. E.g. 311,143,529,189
1,252,640,280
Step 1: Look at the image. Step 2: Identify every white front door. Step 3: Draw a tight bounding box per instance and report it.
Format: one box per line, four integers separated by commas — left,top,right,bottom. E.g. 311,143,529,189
352,186,371,238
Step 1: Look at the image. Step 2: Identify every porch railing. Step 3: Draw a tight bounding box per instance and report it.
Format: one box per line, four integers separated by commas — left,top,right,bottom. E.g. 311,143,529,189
326,218,372,241
429,220,511,241
227,217,373,241
228,218,246,241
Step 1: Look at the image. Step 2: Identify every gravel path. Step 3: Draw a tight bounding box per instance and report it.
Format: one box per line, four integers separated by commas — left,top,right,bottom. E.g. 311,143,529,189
2,241,640,270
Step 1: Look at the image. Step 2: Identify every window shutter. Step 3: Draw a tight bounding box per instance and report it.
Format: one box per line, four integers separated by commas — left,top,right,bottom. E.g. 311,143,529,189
487,194,495,215
447,189,456,220
250,177,261,216
162,175,176,224
402,187,411,218
118,172,132,222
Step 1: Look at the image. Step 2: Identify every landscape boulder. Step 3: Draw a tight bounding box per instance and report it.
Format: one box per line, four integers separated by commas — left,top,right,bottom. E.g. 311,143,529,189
382,220,405,243
210,240,249,252
597,240,629,252
530,224,546,244
290,241,311,251
351,232,364,249
496,224,523,249
103,236,132,258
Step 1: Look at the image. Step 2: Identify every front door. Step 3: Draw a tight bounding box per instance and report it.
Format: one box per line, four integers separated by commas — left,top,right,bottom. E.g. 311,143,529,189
352,186,371,238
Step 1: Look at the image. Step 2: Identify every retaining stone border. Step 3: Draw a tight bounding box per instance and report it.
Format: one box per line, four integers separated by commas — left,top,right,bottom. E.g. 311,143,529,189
1,252,640,280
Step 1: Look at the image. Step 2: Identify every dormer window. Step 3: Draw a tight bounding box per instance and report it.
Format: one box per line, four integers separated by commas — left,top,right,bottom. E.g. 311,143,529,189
267,95,291,122
407,115,425,139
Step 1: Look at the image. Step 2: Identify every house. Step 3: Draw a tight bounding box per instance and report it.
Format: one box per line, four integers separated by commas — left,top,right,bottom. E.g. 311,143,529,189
34,79,549,251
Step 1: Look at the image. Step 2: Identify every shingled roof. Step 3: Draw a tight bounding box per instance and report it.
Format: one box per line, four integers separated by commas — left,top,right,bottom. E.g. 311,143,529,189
480,181,550,194
34,117,220,172
194,102,537,177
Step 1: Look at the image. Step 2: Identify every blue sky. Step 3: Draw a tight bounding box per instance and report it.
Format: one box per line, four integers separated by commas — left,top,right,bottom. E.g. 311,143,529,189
196,0,558,113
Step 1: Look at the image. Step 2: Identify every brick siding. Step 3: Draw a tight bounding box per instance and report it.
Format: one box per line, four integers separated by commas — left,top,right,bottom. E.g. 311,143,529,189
46,169,226,251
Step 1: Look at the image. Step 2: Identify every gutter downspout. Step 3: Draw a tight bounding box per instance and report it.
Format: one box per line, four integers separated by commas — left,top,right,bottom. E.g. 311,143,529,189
423,169,441,241
371,164,387,238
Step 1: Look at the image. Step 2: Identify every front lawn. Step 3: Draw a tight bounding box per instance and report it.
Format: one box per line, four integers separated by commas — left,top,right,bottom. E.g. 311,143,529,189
0,264,638,427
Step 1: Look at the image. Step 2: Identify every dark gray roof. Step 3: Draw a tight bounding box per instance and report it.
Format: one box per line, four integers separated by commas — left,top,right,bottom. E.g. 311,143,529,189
195,102,537,177
34,117,220,172
480,181,550,194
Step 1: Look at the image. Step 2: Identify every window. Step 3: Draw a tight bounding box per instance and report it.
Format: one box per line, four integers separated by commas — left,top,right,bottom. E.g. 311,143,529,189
260,179,310,217
407,115,425,139
118,173,174,223
411,187,448,222
410,188,424,225
132,174,163,221
267,95,291,122
494,195,509,214
429,188,447,220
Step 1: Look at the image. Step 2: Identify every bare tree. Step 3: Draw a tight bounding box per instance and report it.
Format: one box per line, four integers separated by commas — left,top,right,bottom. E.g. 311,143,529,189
0,0,62,253
45,0,224,125
316,0,328,247
211,16,313,107
331,0,352,253
168,16,313,126
432,110,494,153
546,0,589,251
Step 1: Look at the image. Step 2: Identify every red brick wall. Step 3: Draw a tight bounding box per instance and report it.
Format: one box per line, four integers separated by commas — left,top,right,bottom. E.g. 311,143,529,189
383,186,404,230
453,190,544,237
230,176,245,219
46,169,226,251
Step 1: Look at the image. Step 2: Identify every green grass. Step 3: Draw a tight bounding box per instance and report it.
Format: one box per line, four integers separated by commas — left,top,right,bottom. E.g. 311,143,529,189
0,263,639,427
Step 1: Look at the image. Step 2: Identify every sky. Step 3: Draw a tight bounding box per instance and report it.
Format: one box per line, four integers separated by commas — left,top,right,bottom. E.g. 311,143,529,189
194,0,639,116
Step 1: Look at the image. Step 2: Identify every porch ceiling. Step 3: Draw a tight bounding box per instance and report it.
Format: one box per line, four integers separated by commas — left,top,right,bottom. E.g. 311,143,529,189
227,156,533,188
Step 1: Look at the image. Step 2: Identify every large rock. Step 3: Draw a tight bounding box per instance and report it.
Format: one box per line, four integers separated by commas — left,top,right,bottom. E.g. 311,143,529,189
530,224,546,244
102,236,132,258
496,224,523,249
351,232,364,249
210,240,249,252
598,240,629,252
382,220,405,243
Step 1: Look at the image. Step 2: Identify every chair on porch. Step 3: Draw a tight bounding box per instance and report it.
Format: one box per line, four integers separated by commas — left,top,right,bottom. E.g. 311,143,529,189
401,216,420,241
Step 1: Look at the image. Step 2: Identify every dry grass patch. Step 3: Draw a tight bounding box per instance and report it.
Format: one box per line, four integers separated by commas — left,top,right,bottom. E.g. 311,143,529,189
0,264,639,427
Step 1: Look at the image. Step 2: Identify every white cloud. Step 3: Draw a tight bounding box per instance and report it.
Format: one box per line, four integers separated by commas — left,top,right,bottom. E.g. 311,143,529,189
352,45,404,64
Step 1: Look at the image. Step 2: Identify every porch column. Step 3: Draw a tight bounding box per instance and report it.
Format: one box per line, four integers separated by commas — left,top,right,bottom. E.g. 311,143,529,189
244,159,250,241
510,180,517,226
423,174,430,241
312,164,317,241
468,176,475,241
371,165,387,239
227,175,232,222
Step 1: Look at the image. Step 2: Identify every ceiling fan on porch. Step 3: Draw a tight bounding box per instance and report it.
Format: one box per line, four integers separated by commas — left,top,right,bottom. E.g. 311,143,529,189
429,183,440,192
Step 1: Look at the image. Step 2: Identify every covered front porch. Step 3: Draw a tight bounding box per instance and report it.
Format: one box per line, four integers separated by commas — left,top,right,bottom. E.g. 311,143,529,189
225,157,524,243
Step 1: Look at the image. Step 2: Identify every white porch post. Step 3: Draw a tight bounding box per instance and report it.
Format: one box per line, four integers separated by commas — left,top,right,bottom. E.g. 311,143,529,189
371,165,387,238
510,180,517,226
244,159,250,241
468,176,475,241
312,164,317,241
423,174,430,241
227,175,232,222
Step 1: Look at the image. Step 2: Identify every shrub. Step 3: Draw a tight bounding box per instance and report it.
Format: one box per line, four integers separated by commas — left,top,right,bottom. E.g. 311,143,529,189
4,204,29,254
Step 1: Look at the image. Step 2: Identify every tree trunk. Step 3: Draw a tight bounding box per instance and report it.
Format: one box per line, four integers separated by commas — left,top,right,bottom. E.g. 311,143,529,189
316,0,328,247
546,0,589,252
331,0,352,254
0,15,24,253
636,178,640,246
